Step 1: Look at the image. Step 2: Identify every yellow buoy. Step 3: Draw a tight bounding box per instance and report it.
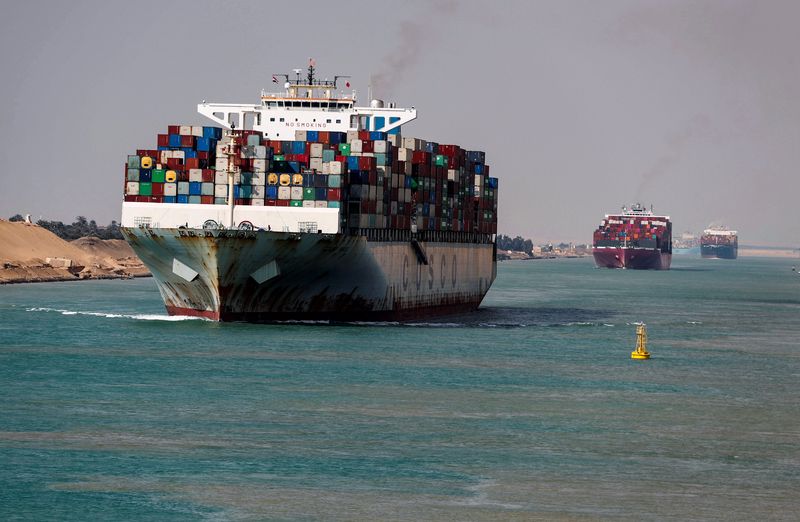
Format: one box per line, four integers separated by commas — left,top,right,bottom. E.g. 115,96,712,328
631,323,650,359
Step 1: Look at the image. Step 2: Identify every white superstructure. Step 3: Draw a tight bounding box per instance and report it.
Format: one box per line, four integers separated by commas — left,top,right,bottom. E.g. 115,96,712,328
197,59,417,140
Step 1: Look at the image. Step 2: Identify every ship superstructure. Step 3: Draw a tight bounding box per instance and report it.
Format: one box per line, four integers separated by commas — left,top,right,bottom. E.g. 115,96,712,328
701,227,738,259
120,61,498,321
592,204,672,270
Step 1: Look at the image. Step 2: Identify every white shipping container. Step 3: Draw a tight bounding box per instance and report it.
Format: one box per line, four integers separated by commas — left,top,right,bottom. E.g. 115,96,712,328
189,169,203,182
448,169,457,181
250,185,265,198
159,150,171,164
302,200,315,208
255,145,267,159
329,161,342,175
374,140,387,154
310,158,323,172
278,186,291,200
398,147,411,161
347,130,359,143
314,201,328,208
250,198,264,206
249,172,265,186
290,187,303,200
214,171,227,184
215,157,229,171
322,162,330,174
216,143,227,156
361,152,374,158
214,184,228,198
295,130,307,141
191,126,203,137
388,134,402,147
310,143,323,157
350,139,362,153
179,125,192,136
201,183,214,196
173,150,185,160
164,183,177,197
253,159,267,172
126,182,139,195
404,188,411,202
369,185,377,201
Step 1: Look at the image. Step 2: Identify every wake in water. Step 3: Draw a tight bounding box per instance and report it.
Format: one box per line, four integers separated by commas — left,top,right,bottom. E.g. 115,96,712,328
25,307,206,322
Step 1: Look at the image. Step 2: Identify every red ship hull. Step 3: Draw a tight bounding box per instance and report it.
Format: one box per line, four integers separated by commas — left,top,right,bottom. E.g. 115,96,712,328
592,247,671,270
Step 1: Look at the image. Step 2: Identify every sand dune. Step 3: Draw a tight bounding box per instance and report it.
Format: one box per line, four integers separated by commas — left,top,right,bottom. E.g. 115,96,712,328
0,221,149,284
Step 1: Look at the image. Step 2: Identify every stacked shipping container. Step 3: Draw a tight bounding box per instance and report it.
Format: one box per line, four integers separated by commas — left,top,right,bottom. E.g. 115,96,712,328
124,126,498,236
593,216,670,251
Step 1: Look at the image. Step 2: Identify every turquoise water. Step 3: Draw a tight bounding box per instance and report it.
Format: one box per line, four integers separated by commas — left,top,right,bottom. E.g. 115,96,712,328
1,257,799,520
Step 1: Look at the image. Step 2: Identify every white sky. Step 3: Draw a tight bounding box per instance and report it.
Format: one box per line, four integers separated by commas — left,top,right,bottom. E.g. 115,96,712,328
1,0,798,246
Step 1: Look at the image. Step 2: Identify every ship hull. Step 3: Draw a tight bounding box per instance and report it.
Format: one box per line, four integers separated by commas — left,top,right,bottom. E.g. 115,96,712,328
701,244,738,259
122,227,496,322
592,247,671,270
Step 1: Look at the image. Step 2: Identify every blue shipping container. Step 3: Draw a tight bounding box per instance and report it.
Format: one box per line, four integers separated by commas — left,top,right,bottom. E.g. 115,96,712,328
306,131,319,142
139,170,152,182
177,194,189,204
168,134,181,147
196,137,210,152
347,156,360,171
189,182,202,195
266,186,278,199
163,196,176,203
369,131,387,141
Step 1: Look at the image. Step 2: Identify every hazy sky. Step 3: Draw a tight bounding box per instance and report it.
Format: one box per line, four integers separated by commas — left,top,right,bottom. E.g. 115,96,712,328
1,0,798,246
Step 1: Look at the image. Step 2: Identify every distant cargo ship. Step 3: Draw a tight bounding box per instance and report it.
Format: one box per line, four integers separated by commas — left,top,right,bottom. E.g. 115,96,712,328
673,231,700,255
701,227,738,259
592,204,672,270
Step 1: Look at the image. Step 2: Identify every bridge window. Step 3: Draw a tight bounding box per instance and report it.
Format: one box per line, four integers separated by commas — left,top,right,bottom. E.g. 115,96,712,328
279,118,284,122
302,102,310,108
270,117,275,122
326,119,331,123
311,102,320,108
267,101,277,107
336,119,341,124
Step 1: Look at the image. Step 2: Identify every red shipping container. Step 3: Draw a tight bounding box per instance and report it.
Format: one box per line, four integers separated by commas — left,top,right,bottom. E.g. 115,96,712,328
166,158,184,169
411,150,426,164
327,188,341,201
185,157,200,169
276,200,290,207
177,170,189,182
124,195,137,202
151,183,164,196
318,131,330,144
235,199,250,205
266,199,277,206
168,125,180,134
180,135,195,147
145,196,162,203
201,169,214,182
358,156,375,170
358,130,370,140
361,140,374,153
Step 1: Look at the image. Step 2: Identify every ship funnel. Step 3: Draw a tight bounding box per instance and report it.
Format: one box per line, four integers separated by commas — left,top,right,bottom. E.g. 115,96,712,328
370,99,384,108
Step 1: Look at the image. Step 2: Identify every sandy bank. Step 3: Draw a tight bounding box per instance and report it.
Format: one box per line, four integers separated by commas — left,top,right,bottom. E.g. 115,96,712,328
0,221,149,284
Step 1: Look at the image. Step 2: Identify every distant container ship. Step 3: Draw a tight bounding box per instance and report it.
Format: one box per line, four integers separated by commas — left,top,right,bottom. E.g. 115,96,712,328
673,231,700,255
592,204,672,270
701,227,738,259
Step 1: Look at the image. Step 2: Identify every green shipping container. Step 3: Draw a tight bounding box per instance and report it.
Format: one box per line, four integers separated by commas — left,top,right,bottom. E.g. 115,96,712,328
327,201,340,208
139,182,152,196
290,200,303,207
328,175,341,188
273,154,285,161
435,155,447,167
303,188,315,200
151,169,166,183
322,149,336,162
338,143,351,155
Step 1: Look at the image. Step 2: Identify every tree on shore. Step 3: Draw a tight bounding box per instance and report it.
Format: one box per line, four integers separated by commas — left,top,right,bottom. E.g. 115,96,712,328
7,214,124,240
496,234,534,255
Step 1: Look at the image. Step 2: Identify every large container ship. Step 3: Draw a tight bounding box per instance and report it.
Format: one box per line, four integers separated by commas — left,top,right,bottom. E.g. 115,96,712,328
701,227,738,259
592,204,672,270
120,62,498,322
